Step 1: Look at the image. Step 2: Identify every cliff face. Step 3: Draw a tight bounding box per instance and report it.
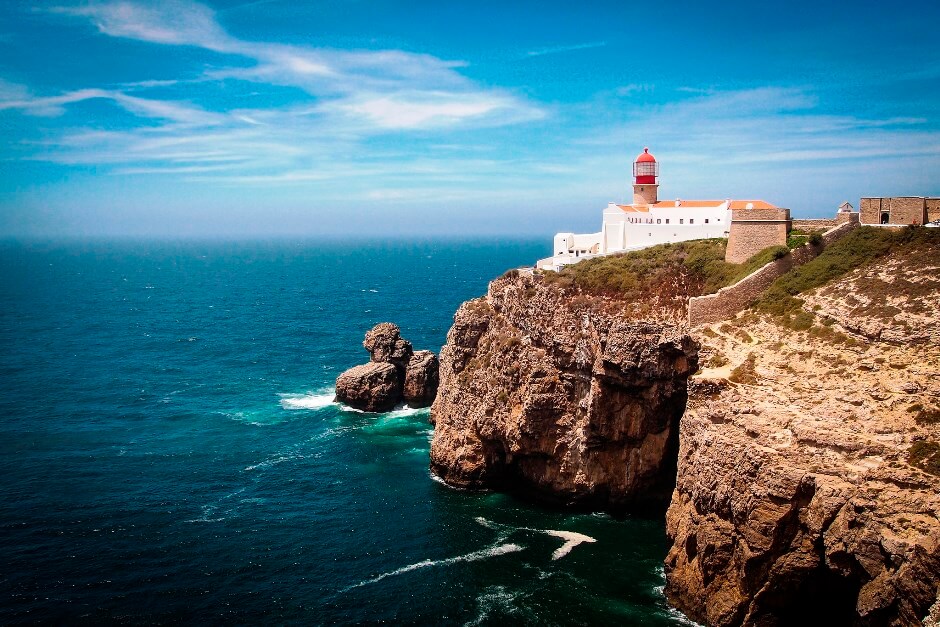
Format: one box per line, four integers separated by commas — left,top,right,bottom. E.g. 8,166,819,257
666,244,940,625
429,271,698,511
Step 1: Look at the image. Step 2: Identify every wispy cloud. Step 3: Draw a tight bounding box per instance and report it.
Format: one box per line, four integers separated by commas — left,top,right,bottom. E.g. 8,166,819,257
0,82,228,125
49,0,540,130
525,41,607,58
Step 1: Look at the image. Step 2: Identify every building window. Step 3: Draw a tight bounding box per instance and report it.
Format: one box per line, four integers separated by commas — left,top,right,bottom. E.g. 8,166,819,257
690,219,694,224
680,219,684,224
705,219,709,224
657,219,661,224
665,219,670,224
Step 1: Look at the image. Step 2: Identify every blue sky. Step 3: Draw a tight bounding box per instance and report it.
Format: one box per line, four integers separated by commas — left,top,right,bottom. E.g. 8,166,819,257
1,0,938,238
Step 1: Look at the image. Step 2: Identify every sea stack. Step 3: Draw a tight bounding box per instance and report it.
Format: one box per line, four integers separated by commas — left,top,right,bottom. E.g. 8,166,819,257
335,323,439,412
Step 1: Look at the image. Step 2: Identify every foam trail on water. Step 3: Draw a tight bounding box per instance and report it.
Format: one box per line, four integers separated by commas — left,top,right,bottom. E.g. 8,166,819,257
342,543,523,592
279,390,336,410
545,530,596,560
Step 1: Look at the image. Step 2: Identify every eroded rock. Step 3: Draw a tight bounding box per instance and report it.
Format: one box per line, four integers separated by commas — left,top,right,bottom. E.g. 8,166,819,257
335,323,439,411
335,362,400,413
404,350,439,407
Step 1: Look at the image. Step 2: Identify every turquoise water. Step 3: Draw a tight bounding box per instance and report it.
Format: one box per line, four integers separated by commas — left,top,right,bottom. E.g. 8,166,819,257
0,239,685,624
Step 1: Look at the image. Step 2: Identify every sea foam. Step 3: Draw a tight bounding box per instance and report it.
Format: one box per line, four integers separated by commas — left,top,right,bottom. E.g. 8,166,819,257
279,390,336,410
342,543,523,591
544,530,597,560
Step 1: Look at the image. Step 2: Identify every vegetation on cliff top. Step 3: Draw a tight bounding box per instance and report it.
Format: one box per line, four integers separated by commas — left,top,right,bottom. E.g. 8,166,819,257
754,226,940,316
539,238,785,303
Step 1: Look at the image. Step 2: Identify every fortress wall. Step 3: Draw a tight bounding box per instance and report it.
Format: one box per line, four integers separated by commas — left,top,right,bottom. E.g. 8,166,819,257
861,197,930,225
791,218,836,231
889,197,927,225
926,198,940,223
860,197,883,225
688,220,860,326
724,208,791,264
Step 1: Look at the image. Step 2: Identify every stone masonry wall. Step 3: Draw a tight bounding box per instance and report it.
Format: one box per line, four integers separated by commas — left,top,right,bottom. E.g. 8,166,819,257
792,218,836,231
890,197,928,225
860,197,883,225
724,208,791,264
861,197,929,225
926,198,940,223
688,220,860,326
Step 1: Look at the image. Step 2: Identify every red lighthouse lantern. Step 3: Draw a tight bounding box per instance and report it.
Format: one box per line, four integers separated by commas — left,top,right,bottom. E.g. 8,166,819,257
633,147,658,184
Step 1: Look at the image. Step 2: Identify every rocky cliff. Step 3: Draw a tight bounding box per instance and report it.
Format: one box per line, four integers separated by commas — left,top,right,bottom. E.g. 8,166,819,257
429,270,698,511
666,242,940,625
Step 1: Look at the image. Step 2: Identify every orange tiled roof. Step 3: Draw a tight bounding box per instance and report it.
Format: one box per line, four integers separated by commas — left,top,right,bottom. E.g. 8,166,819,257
620,199,777,210
729,200,776,209
651,200,725,208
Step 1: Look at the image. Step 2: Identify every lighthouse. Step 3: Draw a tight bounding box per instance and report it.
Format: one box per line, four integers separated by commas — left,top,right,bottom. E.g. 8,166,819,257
632,147,659,205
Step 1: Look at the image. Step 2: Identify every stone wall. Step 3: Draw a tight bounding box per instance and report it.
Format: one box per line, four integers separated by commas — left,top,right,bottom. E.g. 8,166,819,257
927,198,940,223
688,220,859,326
861,197,929,225
724,207,791,264
792,218,836,231
891,197,928,225
860,197,882,225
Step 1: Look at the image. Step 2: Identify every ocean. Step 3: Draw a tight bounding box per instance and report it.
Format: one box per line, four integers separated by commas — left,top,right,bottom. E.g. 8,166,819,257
0,239,687,624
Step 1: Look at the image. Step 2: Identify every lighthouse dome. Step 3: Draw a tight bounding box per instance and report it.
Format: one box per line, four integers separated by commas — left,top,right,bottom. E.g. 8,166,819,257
635,147,656,163
633,147,658,184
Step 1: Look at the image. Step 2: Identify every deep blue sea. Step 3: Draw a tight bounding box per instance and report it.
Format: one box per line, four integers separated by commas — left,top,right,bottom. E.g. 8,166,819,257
0,239,686,625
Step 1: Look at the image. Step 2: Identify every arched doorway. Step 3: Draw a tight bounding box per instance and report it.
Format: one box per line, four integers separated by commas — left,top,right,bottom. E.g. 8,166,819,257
880,212,890,224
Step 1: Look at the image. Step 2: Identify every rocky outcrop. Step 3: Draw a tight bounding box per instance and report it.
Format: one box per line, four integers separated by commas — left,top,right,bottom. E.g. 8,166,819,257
666,241,940,625
335,324,439,412
335,362,401,413
403,350,439,406
429,271,698,511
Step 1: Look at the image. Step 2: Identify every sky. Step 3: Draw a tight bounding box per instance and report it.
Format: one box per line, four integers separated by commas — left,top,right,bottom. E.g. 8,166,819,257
1,0,939,238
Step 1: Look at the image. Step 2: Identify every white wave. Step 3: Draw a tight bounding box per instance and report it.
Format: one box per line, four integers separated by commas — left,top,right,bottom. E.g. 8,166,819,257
279,390,336,410
545,530,596,560
384,405,431,419
244,453,303,471
342,543,523,592
336,402,431,417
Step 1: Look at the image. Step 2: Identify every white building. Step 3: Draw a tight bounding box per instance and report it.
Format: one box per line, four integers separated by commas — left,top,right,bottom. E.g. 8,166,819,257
537,148,777,271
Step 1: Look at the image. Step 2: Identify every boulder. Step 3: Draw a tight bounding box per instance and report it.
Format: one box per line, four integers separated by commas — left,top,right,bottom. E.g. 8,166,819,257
363,322,413,366
334,362,400,412
403,350,439,407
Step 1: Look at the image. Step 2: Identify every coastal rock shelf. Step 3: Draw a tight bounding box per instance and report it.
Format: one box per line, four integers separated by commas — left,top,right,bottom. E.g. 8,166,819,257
429,271,698,511
335,323,439,412
666,242,940,626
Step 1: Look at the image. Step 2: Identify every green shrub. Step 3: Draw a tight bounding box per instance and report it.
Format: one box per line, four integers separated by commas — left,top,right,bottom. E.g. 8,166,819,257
787,235,808,249
808,232,823,246
707,353,729,368
908,440,940,476
909,404,940,425
728,353,759,385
